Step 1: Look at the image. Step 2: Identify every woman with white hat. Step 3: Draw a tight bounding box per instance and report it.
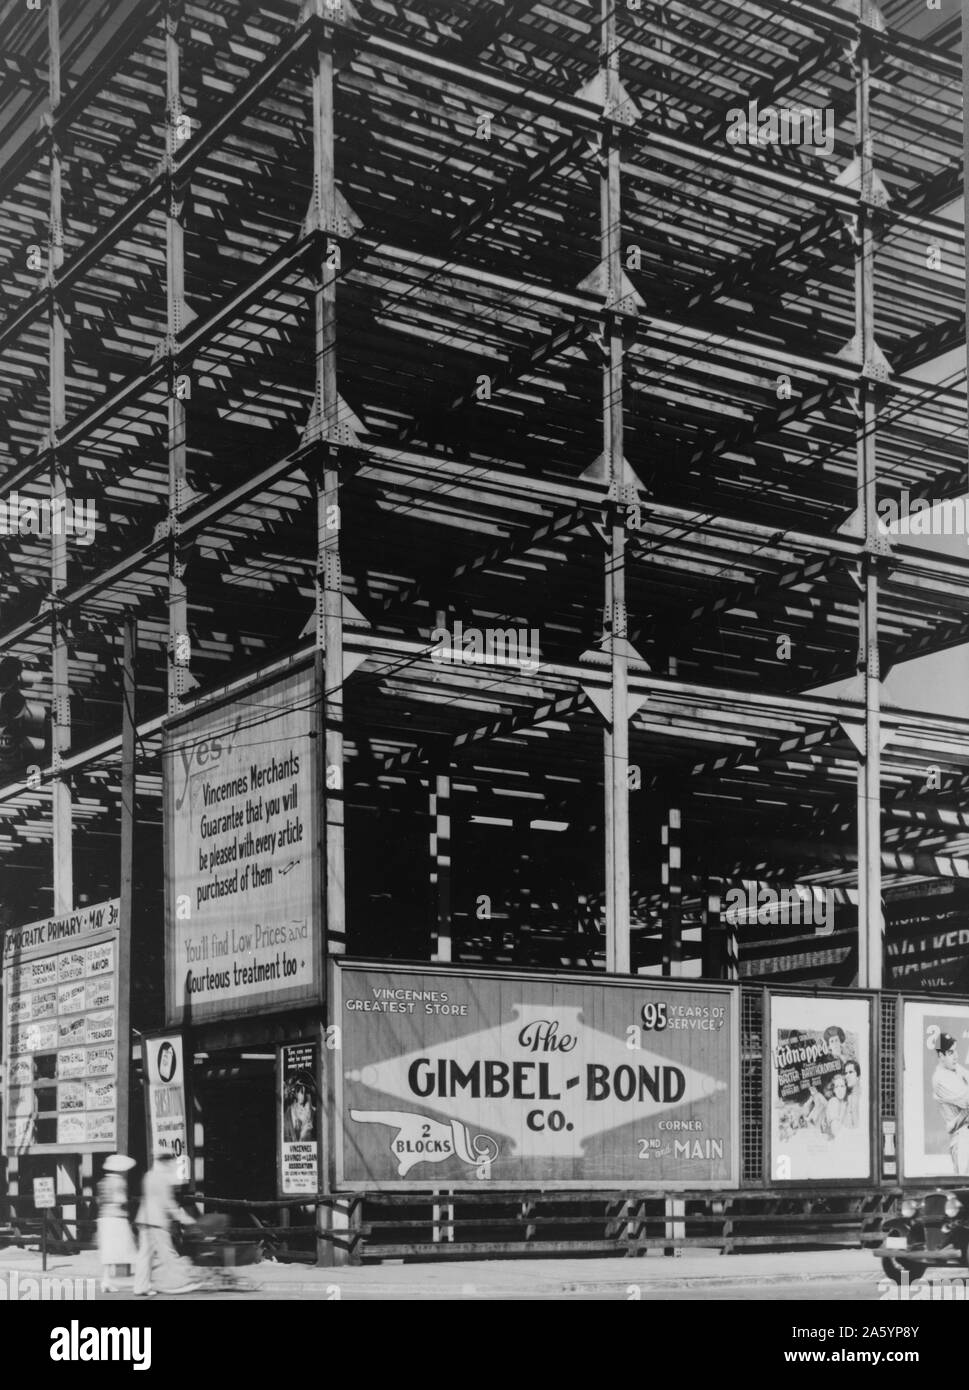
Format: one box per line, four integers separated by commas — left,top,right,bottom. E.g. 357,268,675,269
96,1154,138,1293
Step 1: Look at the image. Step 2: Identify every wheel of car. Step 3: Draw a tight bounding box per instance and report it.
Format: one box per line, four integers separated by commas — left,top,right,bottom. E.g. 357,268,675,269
880,1231,922,1286
880,1255,920,1284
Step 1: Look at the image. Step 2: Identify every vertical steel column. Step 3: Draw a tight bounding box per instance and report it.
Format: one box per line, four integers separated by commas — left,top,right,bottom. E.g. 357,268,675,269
429,603,451,962
600,0,630,975
48,0,71,914
852,29,883,990
723,881,740,982
964,0,969,432
117,614,136,1157
306,1,347,959
192,1090,205,1204
307,0,349,1268
661,807,682,976
165,1,190,715
701,879,723,980
49,0,81,1222
429,771,452,962
724,919,739,983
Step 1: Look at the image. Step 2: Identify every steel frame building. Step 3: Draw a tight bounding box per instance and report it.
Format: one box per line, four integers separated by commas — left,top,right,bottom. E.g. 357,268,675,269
0,0,967,1238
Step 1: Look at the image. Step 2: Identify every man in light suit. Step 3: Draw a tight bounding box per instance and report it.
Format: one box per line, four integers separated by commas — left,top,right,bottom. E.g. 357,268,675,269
133,1152,199,1296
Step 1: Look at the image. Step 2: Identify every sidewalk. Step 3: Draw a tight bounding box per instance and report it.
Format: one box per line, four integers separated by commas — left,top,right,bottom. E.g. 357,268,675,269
0,1243,878,1297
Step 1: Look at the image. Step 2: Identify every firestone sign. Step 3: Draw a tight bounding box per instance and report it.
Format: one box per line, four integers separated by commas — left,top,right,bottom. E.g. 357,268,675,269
333,964,739,1190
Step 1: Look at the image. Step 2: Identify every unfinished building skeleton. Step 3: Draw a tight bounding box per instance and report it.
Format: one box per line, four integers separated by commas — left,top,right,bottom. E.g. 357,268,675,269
0,0,967,1246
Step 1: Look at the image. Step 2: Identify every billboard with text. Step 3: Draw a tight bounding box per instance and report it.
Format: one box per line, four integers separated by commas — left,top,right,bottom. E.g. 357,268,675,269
164,666,321,1024
333,963,739,1190
2,900,121,1155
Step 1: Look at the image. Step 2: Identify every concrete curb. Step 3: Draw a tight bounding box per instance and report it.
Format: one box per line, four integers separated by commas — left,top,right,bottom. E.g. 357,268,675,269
0,1247,884,1296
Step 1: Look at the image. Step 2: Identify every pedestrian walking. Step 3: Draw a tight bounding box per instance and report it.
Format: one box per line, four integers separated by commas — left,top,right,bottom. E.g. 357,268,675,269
133,1152,200,1296
96,1153,138,1293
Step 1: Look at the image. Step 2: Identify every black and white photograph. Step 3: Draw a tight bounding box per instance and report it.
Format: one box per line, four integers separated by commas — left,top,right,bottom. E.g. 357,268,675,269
0,0,965,1367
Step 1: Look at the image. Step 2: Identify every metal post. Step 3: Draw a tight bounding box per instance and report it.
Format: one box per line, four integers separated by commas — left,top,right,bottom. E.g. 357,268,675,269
79,1152,94,1234
6,1159,18,1220
165,0,191,716
600,0,630,974
309,0,348,1266
309,3,347,958
702,879,723,980
49,0,77,1239
664,1196,685,1255
117,614,136,1155
48,0,72,914
192,1089,204,1207
853,29,883,989
723,882,740,982
661,808,682,976
315,1017,331,1267
430,771,452,962
964,0,969,443
55,1158,77,1241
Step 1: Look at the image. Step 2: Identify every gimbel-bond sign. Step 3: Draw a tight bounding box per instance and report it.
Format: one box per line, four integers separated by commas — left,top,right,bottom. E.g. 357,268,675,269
334,964,739,1189
164,667,321,1024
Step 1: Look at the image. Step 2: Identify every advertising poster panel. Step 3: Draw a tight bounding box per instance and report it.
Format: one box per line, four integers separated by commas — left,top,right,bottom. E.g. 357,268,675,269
143,1032,190,1183
2,900,121,1155
885,882,969,993
768,993,871,1182
334,964,739,1190
901,999,969,1180
279,1043,320,1196
164,666,321,1024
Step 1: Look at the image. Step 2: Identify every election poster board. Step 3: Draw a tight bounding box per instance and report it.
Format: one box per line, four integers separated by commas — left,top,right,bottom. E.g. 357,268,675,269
2,900,121,1155
768,993,872,1183
278,1042,320,1196
143,1032,191,1183
901,999,969,1181
332,963,740,1190
164,665,322,1024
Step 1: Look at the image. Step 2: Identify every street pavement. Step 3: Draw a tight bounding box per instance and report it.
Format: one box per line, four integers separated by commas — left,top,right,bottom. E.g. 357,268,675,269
0,1242,943,1300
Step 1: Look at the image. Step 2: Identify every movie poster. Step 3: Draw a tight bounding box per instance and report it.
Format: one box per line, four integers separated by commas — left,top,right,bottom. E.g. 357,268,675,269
279,1043,319,1195
769,994,871,1181
901,1000,969,1180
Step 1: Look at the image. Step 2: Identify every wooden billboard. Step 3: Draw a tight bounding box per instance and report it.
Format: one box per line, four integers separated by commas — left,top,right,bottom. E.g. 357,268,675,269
332,961,740,1191
164,664,322,1025
2,899,121,1156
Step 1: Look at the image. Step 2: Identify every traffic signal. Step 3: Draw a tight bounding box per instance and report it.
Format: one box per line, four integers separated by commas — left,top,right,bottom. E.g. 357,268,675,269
0,657,46,783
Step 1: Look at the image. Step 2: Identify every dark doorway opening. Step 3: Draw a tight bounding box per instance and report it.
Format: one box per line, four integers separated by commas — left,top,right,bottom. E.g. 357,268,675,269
196,1057,275,1201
